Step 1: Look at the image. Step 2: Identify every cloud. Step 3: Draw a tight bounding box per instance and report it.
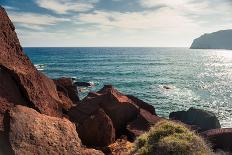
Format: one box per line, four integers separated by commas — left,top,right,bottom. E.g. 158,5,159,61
8,11,69,30
77,8,198,31
36,0,99,14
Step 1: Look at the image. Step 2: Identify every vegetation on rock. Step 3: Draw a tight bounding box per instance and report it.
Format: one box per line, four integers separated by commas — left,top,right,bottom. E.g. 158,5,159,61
131,121,213,155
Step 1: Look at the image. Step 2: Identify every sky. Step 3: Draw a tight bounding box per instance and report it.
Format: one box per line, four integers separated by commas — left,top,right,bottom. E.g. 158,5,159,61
1,0,232,47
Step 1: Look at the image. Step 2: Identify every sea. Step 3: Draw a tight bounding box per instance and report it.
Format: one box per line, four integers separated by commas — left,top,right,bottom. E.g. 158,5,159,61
24,47,232,128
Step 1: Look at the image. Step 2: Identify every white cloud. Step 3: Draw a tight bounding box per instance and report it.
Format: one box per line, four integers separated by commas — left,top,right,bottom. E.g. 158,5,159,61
36,0,99,14
77,8,198,31
8,11,69,30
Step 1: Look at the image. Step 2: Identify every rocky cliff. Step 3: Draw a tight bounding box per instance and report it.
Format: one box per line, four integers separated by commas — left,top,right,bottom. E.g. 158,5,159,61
190,30,232,50
0,5,232,155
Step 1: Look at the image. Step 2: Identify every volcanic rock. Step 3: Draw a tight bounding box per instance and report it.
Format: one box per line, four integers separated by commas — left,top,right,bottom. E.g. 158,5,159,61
54,77,80,104
202,128,232,152
69,85,142,138
8,105,103,155
77,108,115,147
169,107,221,132
0,6,63,117
127,109,162,140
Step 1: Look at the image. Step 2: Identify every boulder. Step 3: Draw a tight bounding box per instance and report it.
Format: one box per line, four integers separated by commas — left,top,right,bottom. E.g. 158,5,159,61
0,6,63,117
126,95,156,115
127,109,162,140
169,108,221,132
69,85,144,139
8,105,103,155
77,109,115,147
53,77,80,104
202,128,232,152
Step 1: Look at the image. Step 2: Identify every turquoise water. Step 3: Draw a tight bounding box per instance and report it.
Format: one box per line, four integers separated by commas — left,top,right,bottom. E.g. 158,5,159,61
24,47,232,127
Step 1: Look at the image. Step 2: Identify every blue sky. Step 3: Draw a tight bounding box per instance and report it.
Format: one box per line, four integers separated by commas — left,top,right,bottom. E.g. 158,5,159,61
1,0,232,47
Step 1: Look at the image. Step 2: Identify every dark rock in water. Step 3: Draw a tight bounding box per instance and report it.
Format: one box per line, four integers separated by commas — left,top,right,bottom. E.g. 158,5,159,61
163,85,171,90
8,105,103,155
53,77,80,105
77,108,115,147
202,128,232,152
74,81,94,87
0,6,63,118
190,29,232,50
169,107,221,132
126,95,156,115
127,109,162,140
68,85,157,146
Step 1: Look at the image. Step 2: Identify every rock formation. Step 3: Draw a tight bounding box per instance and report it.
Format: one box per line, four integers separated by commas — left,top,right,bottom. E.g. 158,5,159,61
169,107,221,132
68,85,158,146
190,30,232,50
0,6,63,120
202,128,232,152
8,105,103,155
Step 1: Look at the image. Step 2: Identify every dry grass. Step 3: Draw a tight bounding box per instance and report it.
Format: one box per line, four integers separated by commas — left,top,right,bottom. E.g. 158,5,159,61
130,120,213,155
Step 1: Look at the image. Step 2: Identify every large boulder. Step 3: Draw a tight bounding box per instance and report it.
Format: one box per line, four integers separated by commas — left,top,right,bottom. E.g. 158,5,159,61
8,105,103,155
69,85,157,146
0,6,63,118
126,109,162,140
169,108,221,132
53,77,80,104
202,128,232,152
77,109,115,147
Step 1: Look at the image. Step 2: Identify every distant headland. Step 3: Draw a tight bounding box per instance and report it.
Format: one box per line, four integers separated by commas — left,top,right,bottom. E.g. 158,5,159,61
190,29,232,50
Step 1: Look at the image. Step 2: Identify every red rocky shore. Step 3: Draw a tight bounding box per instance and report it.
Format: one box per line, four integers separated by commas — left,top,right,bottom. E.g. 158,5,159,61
0,6,231,155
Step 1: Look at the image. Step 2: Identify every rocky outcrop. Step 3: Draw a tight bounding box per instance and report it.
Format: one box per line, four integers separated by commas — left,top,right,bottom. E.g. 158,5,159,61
0,6,63,119
202,128,232,152
127,109,162,140
77,109,115,147
53,77,80,104
8,105,103,155
190,29,232,50
68,85,157,146
169,108,221,132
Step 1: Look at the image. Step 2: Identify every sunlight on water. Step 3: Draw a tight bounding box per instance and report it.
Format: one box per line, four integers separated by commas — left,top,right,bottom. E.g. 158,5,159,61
26,47,232,127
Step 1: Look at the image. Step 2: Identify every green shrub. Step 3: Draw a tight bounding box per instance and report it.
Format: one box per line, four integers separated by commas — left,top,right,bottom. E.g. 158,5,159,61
131,121,213,155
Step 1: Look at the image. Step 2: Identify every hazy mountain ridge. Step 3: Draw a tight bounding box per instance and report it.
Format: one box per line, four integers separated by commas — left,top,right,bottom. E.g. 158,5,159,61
190,30,232,50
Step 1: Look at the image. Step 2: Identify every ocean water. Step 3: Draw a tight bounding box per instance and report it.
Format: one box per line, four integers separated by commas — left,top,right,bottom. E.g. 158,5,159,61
24,47,232,127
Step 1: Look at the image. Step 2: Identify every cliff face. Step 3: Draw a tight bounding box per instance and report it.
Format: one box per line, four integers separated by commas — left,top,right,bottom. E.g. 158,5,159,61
190,30,232,50
0,6,63,123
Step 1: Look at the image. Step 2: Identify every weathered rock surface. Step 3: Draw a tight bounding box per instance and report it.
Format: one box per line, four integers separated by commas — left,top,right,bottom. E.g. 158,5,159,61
127,109,162,140
202,128,232,152
54,77,80,104
77,109,115,147
69,85,157,146
8,105,103,155
0,6,63,118
190,29,232,50
169,107,221,132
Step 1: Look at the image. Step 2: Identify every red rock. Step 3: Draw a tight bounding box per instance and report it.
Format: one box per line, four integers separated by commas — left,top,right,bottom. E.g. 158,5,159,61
127,109,162,140
77,109,115,147
126,95,156,115
69,85,141,139
201,128,232,152
0,6,63,117
57,91,73,111
8,105,103,155
0,68,27,131
53,77,80,104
